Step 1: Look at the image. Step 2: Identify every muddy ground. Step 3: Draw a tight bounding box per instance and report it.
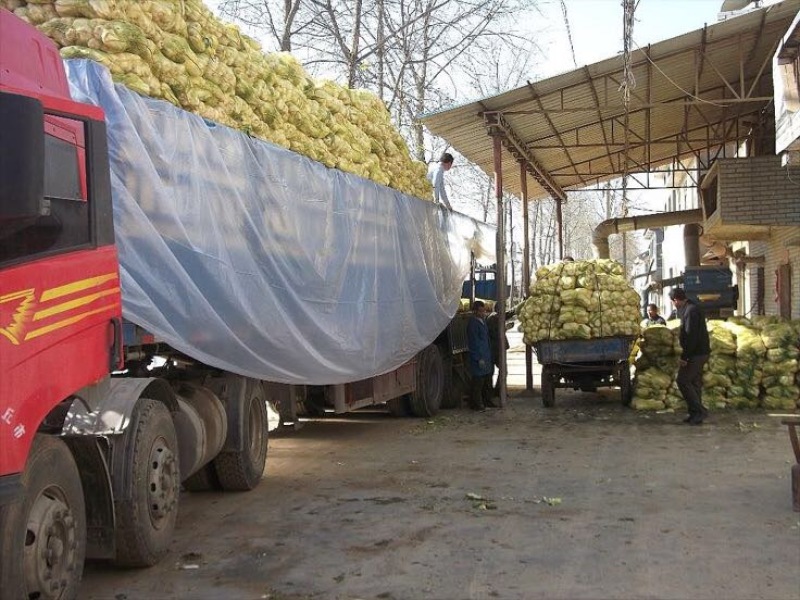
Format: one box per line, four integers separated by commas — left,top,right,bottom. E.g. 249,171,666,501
81,388,799,600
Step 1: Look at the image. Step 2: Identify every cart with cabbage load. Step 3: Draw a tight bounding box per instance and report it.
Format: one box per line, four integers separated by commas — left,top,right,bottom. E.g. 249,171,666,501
534,336,636,407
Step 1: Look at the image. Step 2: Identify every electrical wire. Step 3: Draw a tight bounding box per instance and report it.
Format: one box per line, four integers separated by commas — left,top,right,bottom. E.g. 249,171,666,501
560,0,579,69
631,38,727,108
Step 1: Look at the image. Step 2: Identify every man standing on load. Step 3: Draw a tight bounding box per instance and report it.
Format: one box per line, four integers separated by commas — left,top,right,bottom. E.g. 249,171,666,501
427,152,454,210
669,288,710,425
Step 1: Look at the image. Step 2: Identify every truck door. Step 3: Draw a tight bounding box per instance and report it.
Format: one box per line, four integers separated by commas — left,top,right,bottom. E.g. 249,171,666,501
0,91,120,475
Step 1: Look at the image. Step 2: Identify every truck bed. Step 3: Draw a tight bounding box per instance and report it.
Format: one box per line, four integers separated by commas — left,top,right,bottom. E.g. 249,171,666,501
534,336,636,365
65,60,495,385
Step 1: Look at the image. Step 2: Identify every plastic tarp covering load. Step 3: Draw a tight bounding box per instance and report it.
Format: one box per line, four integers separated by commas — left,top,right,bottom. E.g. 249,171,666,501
65,60,495,384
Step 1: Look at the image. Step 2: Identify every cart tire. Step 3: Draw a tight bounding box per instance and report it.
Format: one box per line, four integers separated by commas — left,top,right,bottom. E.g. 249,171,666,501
409,344,444,417
619,363,632,406
541,366,556,408
0,435,86,600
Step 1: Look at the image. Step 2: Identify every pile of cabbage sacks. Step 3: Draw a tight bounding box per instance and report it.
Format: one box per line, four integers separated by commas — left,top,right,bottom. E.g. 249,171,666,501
517,259,642,344
632,316,800,411
5,0,432,198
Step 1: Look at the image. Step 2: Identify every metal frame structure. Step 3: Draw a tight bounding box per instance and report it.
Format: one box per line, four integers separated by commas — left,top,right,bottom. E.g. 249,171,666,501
420,0,800,391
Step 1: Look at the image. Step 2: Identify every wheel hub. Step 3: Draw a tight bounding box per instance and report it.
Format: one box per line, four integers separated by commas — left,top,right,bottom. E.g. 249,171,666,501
24,490,78,599
148,437,178,529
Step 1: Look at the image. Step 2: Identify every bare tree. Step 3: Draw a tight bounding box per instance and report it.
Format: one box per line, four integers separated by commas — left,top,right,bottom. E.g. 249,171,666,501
215,0,309,52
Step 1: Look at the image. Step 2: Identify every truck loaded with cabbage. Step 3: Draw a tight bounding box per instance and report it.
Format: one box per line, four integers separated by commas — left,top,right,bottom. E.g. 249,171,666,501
0,6,493,598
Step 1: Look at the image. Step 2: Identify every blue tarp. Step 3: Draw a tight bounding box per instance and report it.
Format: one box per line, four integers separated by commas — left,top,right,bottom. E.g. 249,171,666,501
66,61,495,384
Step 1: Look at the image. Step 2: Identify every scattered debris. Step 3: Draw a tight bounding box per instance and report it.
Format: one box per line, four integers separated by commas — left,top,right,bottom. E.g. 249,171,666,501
737,421,761,432
178,552,202,570
466,492,497,510
528,496,563,506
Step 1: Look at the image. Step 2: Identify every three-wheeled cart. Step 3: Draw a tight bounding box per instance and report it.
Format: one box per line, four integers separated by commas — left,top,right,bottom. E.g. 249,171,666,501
533,336,636,407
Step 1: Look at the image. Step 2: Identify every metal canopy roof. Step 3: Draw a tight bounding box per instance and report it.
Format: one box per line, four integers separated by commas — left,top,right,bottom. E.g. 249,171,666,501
420,0,800,202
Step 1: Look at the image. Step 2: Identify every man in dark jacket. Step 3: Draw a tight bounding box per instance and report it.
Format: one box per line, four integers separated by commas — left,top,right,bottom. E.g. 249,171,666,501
466,300,494,411
670,287,711,425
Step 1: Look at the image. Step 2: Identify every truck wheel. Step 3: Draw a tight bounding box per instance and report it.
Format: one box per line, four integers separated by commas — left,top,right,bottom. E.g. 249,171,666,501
541,366,556,407
113,398,179,567
0,435,86,600
440,356,456,409
213,379,269,491
619,363,632,406
386,394,411,416
182,463,221,492
408,344,444,417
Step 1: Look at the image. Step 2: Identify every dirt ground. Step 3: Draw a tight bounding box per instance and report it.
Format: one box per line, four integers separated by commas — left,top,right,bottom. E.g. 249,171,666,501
80,387,800,600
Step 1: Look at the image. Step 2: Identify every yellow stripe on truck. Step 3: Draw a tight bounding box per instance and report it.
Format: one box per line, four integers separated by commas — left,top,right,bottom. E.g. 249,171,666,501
33,287,121,321
40,273,118,301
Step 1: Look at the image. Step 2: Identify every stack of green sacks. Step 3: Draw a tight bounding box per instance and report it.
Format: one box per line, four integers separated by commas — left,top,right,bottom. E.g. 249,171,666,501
631,315,800,412
760,322,799,410
726,319,766,409
703,320,737,408
4,0,433,198
631,324,681,410
517,259,641,344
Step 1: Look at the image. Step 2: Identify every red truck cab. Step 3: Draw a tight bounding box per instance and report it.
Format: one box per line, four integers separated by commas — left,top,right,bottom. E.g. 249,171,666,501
0,9,122,597
0,6,120,492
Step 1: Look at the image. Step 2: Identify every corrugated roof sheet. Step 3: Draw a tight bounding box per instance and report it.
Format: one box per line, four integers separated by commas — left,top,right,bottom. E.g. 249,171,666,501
420,0,800,202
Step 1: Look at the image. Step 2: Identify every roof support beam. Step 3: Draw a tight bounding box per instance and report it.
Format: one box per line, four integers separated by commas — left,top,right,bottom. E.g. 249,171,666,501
695,26,708,96
525,81,587,186
497,96,774,114
483,112,567,201
522,85,769,148
547,118,749,180
583,66,617,175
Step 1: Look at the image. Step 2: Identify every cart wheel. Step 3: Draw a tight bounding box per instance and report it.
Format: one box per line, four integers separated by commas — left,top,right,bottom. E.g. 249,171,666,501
541,366,556,408
619,363,632,406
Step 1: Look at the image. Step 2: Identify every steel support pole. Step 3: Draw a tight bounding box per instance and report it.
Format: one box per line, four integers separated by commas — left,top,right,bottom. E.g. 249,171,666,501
520,161,533,391
493,135,507,408
556,197,565,260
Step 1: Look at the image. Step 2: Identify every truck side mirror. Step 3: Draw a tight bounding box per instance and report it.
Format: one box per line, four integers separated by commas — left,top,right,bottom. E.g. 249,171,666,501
0,92,45,223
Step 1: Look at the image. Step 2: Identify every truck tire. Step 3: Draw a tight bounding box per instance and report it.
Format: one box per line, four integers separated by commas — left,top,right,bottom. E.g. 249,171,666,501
408,344,444,417
541,366,556,407
619,363,632,406
0,435,86,600
182,462,221,492
213,379,269,491
440,355,456,409
112,398,179,567
386,394,411,416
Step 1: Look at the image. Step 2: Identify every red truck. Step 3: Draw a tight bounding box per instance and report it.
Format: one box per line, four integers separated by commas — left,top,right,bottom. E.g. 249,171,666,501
0,10,491,598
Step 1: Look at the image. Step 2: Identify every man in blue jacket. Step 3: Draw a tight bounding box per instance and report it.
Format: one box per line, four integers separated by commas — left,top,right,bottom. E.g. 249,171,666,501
670,288,711,425
467,300,494,411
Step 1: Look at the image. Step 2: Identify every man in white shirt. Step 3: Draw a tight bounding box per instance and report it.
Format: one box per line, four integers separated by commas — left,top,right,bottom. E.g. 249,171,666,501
427,152,454,210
